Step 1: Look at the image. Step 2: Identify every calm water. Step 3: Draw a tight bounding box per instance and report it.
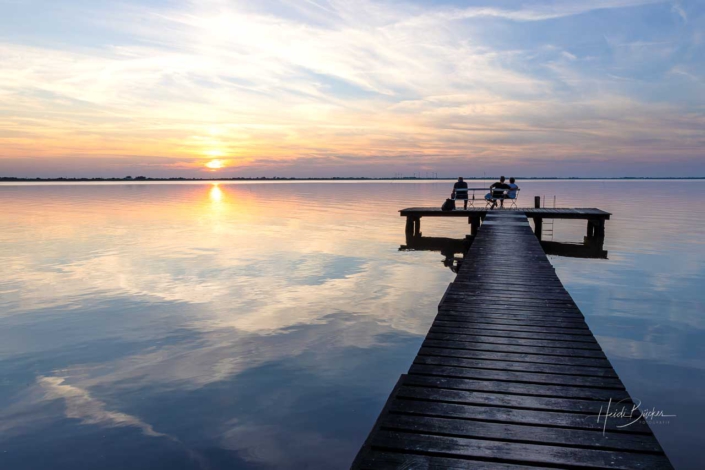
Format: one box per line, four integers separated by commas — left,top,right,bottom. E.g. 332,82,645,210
1,180,703,469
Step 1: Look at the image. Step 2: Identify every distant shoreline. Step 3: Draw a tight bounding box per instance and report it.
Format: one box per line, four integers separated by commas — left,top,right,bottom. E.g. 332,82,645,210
1,176,704,182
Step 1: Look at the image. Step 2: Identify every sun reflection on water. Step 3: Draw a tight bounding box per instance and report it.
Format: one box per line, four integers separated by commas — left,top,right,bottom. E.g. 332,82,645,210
209,184,223,202
1,181,704,469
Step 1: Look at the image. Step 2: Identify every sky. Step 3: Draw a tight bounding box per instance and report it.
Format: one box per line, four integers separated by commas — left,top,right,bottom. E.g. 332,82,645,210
0,0,703,178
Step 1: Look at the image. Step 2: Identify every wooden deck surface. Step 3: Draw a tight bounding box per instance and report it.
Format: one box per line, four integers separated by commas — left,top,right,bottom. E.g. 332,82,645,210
400,207,611,220
352,212,671,469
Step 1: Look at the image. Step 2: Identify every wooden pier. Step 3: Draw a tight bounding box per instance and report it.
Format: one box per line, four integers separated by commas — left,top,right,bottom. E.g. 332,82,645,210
352,211,672,469
400,207,610,241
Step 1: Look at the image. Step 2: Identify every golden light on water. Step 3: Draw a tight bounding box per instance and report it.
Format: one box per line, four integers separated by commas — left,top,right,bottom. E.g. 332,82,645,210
209,184,223,202
205,159,225,170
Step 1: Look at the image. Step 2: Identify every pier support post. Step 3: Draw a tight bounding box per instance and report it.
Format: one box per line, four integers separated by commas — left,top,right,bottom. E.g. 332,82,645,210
405,216,422,237
534,196,541,208
469,216,481,236
534,218,543,240
594,219,605,238
585,219,605,240
405,216,414,237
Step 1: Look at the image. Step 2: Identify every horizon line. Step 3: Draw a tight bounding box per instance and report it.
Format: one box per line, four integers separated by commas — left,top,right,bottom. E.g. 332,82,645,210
2,176,705,182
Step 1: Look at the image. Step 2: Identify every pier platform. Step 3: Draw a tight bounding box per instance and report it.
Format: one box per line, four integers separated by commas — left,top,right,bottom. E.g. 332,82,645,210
352,211,672,469
400,207,610,240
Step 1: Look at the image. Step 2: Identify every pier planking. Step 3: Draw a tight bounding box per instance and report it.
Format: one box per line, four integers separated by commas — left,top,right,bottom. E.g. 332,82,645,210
352,211,672,469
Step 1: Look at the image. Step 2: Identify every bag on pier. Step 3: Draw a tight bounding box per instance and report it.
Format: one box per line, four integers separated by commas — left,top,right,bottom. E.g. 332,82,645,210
441,198,455,211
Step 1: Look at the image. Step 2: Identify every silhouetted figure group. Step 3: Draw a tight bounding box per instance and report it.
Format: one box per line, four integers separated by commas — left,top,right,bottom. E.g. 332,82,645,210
486,176,519,209
450,176,520,210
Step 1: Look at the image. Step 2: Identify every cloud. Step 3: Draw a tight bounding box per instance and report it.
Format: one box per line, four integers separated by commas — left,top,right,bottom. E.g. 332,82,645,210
671,1,688,21
38,376,167,437
425,0,665,23
0,0,702,176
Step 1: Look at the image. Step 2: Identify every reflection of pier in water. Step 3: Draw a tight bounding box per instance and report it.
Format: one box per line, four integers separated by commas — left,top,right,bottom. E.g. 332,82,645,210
354,206,673,469
400,233,607,272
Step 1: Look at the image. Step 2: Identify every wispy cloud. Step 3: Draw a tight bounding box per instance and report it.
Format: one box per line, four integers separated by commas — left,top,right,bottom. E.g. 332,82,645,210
0,0,702,176
671,1,688,21
38,376,167,437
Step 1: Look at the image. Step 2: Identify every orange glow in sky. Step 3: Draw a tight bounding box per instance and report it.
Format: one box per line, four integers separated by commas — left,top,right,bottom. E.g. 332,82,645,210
0,1,702,178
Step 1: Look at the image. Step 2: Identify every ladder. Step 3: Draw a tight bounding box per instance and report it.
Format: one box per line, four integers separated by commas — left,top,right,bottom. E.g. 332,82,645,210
542,195,556,241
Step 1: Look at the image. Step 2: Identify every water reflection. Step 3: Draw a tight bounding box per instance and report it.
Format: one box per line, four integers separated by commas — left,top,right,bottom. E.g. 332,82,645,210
400,235,471,273
542,240,608,259
0,182,456,470
401,232,608,273
0,181,703,469
209,183,223,203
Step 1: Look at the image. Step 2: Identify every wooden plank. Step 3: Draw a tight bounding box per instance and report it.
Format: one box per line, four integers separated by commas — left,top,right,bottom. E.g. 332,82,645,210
368,431,670,469
408,364,624,389
435,313,589,326
414,354,617,377
387,399,650,433
438,306,585,317
381,414,664,453
401,375,630,401
448,287,575,299
422,339,608,359
440,294,579,304
418,347,612,368
443,291,576,302
357,451,554,469
425,332,603,350
395,383,614,414
433,319,592,333
429,325,597,342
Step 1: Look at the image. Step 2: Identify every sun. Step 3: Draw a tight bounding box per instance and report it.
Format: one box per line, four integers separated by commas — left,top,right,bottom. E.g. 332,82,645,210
205,159,225,170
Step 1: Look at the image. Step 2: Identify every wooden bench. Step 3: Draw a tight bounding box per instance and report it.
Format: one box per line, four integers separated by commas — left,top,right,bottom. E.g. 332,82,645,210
486,188,520,209
451,188,486,208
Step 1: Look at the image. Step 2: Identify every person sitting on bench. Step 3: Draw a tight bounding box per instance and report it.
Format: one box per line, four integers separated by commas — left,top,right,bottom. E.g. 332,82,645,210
485,176,510,209
507,177,519,200
452,177,469,209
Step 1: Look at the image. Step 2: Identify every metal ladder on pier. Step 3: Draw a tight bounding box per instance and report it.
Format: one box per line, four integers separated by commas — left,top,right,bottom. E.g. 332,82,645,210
542,195,556,241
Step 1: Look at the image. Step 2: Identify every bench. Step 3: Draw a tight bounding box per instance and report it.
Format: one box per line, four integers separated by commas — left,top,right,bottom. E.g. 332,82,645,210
451,187,486,208
486,188,520,209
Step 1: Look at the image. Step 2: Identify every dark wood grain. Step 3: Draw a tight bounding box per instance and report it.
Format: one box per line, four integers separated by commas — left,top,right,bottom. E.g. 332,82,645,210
352,212,671,469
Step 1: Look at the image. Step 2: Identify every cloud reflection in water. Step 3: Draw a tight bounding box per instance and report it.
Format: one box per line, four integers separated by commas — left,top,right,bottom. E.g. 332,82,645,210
0,181,704,469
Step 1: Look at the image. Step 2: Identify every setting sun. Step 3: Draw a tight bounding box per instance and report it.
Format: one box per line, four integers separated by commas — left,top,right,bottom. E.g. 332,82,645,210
205,159,225,170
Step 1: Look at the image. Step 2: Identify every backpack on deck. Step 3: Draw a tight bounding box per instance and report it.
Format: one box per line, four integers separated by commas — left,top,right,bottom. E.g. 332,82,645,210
441,198,455,211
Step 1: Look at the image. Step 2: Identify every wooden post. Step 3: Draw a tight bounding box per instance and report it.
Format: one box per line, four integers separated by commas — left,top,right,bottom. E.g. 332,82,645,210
470,216,481,236
586,220,595,239
594,219,605,238
534,196,541,208
534,218,543,240
413,217,421,237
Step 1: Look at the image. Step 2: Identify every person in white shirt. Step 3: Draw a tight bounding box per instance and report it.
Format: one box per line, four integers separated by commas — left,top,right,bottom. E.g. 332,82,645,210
507,177,519,200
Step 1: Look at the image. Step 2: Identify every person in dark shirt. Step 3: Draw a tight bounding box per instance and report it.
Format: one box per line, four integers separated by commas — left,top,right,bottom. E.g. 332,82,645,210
485,176,510,209
452,177,469,209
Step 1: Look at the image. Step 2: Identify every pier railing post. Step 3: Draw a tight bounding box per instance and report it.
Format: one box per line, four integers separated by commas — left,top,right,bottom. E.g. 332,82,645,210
533,196,543,240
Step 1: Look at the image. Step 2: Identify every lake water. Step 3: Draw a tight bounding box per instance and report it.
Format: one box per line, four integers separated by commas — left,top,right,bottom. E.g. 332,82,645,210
0,180,703,469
